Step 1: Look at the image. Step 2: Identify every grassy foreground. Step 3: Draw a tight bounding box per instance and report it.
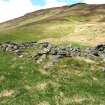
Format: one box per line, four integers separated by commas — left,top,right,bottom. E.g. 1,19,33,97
0,51,105,105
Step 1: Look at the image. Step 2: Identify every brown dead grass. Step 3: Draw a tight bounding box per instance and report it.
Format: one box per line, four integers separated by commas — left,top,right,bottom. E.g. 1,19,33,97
35,82,48,91
40,34,105,46
76,57,95,64
73,95,88,103
39,23,105,46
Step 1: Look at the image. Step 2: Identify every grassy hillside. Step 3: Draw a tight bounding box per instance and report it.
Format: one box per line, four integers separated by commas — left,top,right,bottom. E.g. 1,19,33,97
0,51,105,105
0,3,105,105
0,3,105,46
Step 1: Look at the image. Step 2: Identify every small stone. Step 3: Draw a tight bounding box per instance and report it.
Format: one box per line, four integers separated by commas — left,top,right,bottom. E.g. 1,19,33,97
36,54,47,64
101,67,105,72
19,55,24,58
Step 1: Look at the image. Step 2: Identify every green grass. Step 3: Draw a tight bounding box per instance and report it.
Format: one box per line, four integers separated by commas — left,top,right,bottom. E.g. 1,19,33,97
0,51,105,105
0,21,75,42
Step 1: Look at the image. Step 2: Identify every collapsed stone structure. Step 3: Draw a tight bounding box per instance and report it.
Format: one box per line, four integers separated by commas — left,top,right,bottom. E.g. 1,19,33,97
35,42,81,59
0,41,37,56
85,44,105,60
0,41,105,62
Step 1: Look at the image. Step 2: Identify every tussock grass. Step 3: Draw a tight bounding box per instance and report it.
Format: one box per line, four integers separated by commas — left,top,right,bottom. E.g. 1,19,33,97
0,51,105,105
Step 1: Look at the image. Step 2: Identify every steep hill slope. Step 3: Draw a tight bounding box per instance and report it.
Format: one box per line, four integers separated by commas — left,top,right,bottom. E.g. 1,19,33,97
0,3,105,46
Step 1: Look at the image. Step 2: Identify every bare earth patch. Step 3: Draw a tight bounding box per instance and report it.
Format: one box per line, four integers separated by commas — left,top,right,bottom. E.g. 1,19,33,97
37,101,50,105
73,95,87,103
0,90,14,97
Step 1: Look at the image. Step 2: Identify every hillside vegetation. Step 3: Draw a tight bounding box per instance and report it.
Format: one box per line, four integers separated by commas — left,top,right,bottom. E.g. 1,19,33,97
0,3,105,105
0,3,105,45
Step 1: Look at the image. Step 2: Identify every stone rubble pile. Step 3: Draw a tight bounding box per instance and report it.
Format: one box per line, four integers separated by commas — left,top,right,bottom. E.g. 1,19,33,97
35,42,81,59
0,41,105,62
85,44,105,60
0,41,37,55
